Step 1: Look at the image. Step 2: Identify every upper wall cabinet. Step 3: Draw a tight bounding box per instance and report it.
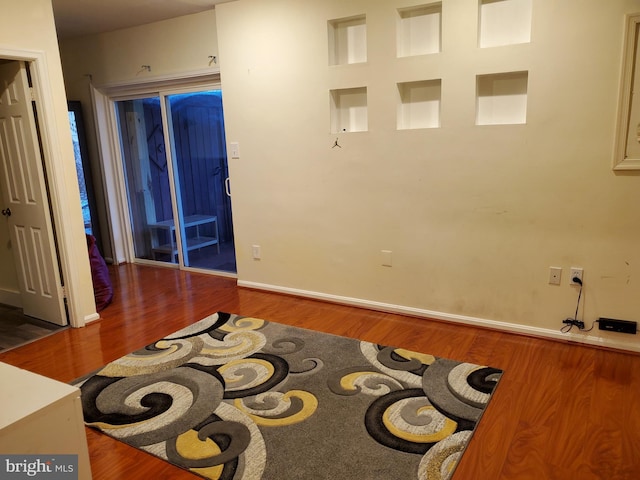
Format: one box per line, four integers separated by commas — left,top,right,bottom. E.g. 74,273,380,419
614,13,640,170
479,0,532,48
328,15,367,65
397,3,442,57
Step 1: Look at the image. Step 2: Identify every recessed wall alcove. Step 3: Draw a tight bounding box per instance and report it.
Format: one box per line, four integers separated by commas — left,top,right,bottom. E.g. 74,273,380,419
328,15,367,65
397,3,442,57
397,79,442,129
479,0,532,48
476,71,528,125
330,87,368,133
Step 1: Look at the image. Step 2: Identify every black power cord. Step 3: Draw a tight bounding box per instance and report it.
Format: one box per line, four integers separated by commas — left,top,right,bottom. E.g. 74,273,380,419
561,276,585,333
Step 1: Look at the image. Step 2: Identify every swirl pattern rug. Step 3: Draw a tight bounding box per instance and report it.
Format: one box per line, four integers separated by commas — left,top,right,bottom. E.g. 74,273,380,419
76,312,503,480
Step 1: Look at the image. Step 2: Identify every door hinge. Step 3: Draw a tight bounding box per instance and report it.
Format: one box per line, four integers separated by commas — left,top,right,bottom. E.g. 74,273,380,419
29,87,36,102
60,285,67,299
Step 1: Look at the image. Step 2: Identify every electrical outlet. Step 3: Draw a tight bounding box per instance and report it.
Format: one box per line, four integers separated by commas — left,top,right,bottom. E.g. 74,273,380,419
570,267,583,286
549,267,562,285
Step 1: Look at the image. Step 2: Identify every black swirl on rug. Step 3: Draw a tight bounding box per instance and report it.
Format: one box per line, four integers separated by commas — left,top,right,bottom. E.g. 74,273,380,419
181,362,227,384
422,358,500,431
221,352,289,400
164,311,233,341
365,388,450,454
81,365,225,447
467,367,503,394
377,346,429,376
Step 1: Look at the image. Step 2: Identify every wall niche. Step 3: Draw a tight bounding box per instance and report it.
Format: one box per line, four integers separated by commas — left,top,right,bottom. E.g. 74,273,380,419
397,79,442,129
479,0,532,48
328,15,367,65
330,87,368,133
397,3,442,57
476,71,528,125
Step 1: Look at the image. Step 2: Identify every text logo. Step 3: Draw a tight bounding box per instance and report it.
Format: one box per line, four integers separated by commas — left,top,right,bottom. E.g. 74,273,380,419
0,455,78,479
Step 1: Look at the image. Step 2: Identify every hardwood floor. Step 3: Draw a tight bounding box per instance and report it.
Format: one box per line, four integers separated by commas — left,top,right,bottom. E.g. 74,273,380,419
1,263,638,479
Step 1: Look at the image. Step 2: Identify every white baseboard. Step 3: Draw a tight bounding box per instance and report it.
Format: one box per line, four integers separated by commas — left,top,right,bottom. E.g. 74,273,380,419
0,289,22,308
84,313,101,325
237,280,640,354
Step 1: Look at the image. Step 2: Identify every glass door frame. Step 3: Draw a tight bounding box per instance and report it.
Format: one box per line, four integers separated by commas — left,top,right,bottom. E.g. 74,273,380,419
92,72,237,278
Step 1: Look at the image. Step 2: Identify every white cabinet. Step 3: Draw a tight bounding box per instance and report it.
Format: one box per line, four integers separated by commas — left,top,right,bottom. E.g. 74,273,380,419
0,363,92,480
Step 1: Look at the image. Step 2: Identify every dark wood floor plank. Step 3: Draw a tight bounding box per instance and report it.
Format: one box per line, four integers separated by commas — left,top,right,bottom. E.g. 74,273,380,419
1,263,639,480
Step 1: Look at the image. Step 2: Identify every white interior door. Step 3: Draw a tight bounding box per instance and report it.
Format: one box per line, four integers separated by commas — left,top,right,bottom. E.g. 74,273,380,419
0,61,67,326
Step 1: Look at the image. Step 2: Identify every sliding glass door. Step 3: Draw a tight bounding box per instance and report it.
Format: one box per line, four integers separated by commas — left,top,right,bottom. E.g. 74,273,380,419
165,91,235,271
116,96,173,264
115,88,236,273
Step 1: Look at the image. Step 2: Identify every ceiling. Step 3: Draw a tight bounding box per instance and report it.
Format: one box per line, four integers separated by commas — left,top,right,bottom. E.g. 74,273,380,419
51,0,231,39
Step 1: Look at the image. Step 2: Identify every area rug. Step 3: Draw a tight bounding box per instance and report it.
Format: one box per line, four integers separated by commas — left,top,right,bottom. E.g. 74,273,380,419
75,312,503,479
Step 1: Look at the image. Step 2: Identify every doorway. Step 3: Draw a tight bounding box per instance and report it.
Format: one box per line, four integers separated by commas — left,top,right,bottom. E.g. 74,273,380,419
0,59,67,326
0,303,65,352
114,87,236,274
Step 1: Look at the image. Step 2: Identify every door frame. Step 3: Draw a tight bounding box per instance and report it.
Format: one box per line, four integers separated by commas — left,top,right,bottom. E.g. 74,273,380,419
0,47,98,328
91,70,237,277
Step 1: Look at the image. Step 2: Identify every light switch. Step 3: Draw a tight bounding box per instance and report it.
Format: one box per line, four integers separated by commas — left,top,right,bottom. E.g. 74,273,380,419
230,142,240,159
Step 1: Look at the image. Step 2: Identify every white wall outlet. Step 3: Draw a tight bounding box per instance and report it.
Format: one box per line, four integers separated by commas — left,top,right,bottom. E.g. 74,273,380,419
549,267,562,285
381,250,392,267
570,267,583,286
252,244,261,260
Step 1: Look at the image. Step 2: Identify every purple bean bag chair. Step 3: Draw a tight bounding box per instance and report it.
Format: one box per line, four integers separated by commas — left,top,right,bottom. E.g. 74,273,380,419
86,234,113,312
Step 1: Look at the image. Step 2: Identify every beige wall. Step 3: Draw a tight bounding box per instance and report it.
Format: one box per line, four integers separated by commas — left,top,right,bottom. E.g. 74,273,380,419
60,9,218,89
58,1,640,349
215,0,640,350
0,0,96,324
